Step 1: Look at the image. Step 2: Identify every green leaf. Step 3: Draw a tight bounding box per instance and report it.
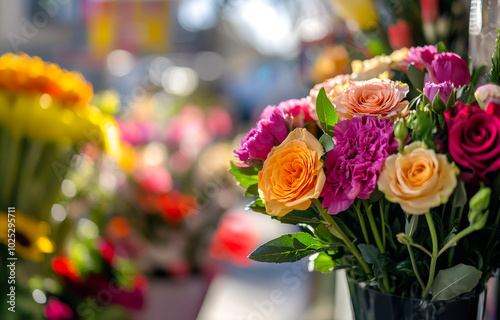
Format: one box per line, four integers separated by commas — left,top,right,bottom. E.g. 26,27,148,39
407,64,424,90
276,209,321,225
436,42,447,53
487,28,500,85
470,64,487,86
248,233,327,263
453,179,467,208
245,183,259,197
229,162,259,189
309,251,336,273
431,264,482,301
246,198,267,214
319,133,335,152
314,223,343,244
316,87,338,137
405,214,419,237
358,244,386,276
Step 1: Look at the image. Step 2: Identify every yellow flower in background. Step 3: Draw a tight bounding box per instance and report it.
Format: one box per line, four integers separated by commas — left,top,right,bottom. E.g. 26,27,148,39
0,211,54,262
0,53,92,108
310,45,351,85
258,128,326,217
350,48,409,81
330,0,379,31
0,52,120,150
377,142,458,215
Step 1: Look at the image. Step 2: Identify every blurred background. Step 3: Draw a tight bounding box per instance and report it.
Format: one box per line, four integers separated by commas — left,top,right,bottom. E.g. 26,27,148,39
0,0,473,319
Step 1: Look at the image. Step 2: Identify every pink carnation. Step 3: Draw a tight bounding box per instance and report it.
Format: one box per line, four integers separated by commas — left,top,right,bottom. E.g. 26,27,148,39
234,98,313,164
321,117,398,215
402,45,437,71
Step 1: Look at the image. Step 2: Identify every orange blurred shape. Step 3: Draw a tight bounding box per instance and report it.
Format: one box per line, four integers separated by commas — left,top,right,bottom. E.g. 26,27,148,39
209,213,259,267
158,191,198,225
311,45,351,84
108,216,132,239
52,257,81,284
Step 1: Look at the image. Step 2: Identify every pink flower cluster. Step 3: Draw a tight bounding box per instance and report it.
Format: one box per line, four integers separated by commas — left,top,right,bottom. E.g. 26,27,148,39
404,45,470,88
321,116,398,215
234,98,313,165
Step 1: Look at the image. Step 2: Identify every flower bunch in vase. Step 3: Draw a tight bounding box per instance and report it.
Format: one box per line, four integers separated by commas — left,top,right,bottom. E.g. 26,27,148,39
231,35,500,319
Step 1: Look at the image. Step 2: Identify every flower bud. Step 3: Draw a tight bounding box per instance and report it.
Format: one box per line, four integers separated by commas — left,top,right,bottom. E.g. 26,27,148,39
469,186,492,212
393,119,408,142
396,233,413,245
469,210,489,230
423,81,453,113
475,84,500,110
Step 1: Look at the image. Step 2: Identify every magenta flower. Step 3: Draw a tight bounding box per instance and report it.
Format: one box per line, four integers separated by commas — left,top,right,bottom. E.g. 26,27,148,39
235,99,314,164
430,53,470,87
234,108,288,164
424,81,453,105
321,117,398,215
402,45,437,71
277,98,315,127
44,297,73,320
444,102,500,184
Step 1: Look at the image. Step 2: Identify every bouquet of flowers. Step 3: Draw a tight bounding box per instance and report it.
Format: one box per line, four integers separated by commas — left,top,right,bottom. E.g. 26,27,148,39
231,31,500,313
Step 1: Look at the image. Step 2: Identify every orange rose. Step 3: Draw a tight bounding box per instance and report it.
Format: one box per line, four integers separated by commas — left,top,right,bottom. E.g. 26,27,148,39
377,142,458,215
258,128,326,216
330,78,409,120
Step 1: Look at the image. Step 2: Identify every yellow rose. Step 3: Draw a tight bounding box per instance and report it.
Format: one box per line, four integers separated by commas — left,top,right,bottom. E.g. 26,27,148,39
377,142,458,215
258,128,326,216
350,48,409,81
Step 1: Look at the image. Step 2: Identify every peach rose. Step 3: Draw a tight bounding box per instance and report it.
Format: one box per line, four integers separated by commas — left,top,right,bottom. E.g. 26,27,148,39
258,128,326,216
331,78,409,120
309,74,350,120
377,142,458,215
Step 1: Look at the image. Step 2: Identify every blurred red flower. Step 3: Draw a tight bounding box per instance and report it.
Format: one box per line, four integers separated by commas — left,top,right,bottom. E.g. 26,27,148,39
388,19,413,50
210,213,259,267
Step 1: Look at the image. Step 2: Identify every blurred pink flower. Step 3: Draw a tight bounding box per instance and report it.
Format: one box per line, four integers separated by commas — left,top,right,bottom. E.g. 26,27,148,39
402,45,437,71
118,120,155,146
44,297,73,320
134,166,173,194
206,106,233,137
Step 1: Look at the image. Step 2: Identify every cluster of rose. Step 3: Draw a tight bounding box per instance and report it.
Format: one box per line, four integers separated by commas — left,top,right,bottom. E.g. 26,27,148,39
231,43,500,300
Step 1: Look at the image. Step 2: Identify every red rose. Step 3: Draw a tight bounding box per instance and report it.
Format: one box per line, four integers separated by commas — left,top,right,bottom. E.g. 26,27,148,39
445,102,500,183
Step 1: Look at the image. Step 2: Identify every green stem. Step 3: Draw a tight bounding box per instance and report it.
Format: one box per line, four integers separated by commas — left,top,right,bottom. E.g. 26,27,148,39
410,243,433,258
438,226,476,257
1,132,21,208
379,201,386,250
365,202,385,254
354,202,370,244
363,200,390,293
422,211,439,299
407,243,425,290
312,199,373,278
